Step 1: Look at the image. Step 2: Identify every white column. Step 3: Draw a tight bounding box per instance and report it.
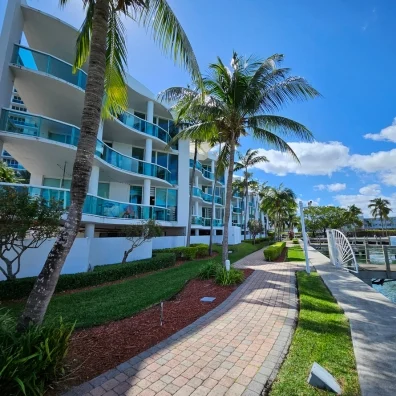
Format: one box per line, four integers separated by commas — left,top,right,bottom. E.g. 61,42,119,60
88,166,99,195
84,223,95,238
194,229,199,236
195,175,199,187
97,121,104,141
0,140,4,159
211,160,215,176
0,0,24,109
143,179,151,206
30,173,43,186
146,100,154,123
145,138,152,163
194,200,199,216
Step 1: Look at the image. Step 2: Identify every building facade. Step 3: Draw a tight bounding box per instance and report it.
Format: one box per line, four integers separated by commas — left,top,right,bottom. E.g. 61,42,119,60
0,1,265,278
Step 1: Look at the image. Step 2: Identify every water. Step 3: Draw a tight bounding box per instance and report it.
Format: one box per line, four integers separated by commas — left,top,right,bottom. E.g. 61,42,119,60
372,282,396,303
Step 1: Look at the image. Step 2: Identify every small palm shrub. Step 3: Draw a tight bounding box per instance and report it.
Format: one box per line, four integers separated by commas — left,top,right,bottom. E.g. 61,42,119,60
0,310,74,395
215,267,244,286
198,261,221,279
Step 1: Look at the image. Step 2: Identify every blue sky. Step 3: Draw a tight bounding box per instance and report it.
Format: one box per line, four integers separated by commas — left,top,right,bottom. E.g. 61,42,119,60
1,0,396,215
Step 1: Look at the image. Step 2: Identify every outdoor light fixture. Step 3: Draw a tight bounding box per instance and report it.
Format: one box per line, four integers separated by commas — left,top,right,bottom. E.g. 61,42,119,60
308,362,341,394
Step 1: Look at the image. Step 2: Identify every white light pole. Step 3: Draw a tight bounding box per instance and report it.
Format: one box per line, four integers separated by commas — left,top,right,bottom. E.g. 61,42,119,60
299,201,310,274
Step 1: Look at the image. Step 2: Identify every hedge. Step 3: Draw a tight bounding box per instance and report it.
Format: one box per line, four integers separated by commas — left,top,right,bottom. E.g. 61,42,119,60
0,253,176,301
292,239,299,245
190,244,209,257
153,246,198,260
264,241,286,261
242,237,273,245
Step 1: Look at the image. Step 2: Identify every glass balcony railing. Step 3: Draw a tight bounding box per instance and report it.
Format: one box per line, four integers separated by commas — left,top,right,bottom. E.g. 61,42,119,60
12,44,87,90
118,112,170,144
233,207,243,214
191,186,223,205
233,191,242,198
0,109,171,183
11,45,172,145
189,159,214,181
0,183,171,221
191,215,223,227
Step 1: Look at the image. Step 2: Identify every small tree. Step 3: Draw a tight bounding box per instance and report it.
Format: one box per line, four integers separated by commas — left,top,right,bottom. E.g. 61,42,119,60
0,161,17,183
0,188,63,280
247,219,264,245
121,219,162,264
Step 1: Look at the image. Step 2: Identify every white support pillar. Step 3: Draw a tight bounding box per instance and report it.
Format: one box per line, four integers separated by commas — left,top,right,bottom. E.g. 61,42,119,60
211,160,215,177
145,138,152,163
146,100,154,123
97,121,104,141
88,166,99,195
195,175,199,187
194,200,199,216
84,223,95,238
143,179,151,206
194,229,199,236
30,173,43,186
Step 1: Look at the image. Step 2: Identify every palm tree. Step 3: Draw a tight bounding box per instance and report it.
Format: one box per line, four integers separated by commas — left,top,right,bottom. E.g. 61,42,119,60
234,149,268,240
261,184,297,241
368,198,392,237
0,161,17,183
344,204,363,241
18,0,200,329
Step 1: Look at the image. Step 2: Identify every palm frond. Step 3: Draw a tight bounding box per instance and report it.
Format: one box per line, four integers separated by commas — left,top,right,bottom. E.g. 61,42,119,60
140,0,201,83
157,86,197,103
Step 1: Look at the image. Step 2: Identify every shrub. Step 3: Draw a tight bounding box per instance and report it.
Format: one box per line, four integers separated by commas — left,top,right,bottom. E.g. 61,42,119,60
198,261,221,280
243,237,272,245
0,310,74,395
0,253,176,300
190,244,209,257
215,267,244,286
153,246,198,260
263,242,286,261
292,239,299,245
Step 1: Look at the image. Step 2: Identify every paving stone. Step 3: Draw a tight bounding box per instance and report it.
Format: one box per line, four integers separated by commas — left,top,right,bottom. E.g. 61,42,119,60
90,387,106,396
90,376,108,388
102,391,117,396
225,383,245,396
113,381,130,395
102,379,119,391
165,383,181,395
174,385,195,396
73,382,94,395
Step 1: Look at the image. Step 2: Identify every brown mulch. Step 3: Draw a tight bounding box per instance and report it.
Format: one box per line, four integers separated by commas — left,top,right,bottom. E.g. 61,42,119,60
60,268,253,390
274,247,288,262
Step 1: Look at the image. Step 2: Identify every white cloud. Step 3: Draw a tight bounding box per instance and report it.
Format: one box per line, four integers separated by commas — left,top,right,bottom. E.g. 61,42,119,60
364,118,396,142
359,184,381,196
349,149,396,173
314,183,346,192
254,141,350,176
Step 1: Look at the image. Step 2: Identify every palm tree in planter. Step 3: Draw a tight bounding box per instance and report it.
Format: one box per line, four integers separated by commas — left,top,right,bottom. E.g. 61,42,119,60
368,198,392,237
170,52,319,264
18,0,200,329
234,149,268,240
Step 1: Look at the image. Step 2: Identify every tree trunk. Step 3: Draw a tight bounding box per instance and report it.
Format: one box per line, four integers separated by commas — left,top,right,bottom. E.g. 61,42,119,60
122,249,132,265
17,0,110,329
186,141,198,247
244,167,248,240
209,161,218,256
222,139,236,265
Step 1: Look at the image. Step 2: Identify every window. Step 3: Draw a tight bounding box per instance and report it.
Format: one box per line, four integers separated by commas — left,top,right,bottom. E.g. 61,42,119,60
98,183,109,199
43,178,71,189
134,111,146,120
132,147,144,161
169,154,178,184
155,188,167,207
130,185,142,204
156,152,168,168
158,118,169,132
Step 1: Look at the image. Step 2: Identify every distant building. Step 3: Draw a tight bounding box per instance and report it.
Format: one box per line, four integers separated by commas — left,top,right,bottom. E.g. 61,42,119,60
363,217,396,230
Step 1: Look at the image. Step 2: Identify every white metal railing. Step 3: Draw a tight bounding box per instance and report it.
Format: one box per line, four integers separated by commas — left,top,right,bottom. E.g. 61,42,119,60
326,229,358,273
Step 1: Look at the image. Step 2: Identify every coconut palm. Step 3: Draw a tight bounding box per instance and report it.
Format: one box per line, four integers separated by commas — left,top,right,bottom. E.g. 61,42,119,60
261,184,297,241
344,204,363,240
234,149,268,239
19,0,200,329
368,198,392,237
171,53,319,263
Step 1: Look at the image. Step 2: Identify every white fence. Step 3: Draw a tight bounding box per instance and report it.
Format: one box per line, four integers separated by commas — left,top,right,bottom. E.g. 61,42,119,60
152,236,186,250
0,237,152,280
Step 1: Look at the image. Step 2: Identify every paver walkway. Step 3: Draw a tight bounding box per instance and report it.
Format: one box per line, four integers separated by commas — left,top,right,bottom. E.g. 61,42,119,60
308,245,396,396
67,248,298,396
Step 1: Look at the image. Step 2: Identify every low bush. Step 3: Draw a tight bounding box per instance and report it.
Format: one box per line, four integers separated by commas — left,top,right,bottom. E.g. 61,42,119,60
264,241,286,261
215,267,244,286
198,261,221,279
0,253,176,300
153,246,198,260
292,239,299,245
190,243,209,257
243,237,273,245
0,309,74,395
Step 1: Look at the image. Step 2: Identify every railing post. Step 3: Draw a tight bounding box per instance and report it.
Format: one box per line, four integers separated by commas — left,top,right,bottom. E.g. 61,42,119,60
383,245,391,278
365,243,370,264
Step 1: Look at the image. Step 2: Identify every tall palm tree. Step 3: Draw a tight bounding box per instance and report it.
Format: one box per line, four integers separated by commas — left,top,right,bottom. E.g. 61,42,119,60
261,184,297,241
171,53,319,264
368,198,392,237
344,204,363,241
234,149,268,240
18,0,200,329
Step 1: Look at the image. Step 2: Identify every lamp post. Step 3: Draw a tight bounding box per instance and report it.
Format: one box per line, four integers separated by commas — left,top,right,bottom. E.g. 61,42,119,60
299,201,310,274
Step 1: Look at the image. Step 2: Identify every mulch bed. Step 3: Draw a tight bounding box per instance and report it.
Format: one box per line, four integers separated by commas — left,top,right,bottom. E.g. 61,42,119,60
59,268,253,391
273,247,288,263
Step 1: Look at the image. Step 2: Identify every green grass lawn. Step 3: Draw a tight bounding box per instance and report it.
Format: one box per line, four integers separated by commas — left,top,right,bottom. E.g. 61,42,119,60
5,242,264,329
287,246,306,261
270,271,360,396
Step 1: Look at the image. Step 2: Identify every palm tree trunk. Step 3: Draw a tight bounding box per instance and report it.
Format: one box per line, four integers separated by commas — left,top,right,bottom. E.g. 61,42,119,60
17,0,110,329
209,163,218,256
244,168,248,240
186,141,198,247
222,139,236,265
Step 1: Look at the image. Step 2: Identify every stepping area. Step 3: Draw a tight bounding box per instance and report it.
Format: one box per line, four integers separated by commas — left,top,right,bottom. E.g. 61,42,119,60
67,248,299,396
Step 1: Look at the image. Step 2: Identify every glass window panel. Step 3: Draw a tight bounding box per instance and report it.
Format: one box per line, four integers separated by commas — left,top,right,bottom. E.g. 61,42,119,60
62,179,71,189
155,188,167,207
43,178,60,188
134,111,146,120
158,118,169,131
132,147,144,160
156,152,168,168
169,154,178,185
98,182,109,199
130,185,142,204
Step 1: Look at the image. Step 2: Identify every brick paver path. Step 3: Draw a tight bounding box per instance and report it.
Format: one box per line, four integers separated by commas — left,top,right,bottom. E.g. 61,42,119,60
67,249,298,396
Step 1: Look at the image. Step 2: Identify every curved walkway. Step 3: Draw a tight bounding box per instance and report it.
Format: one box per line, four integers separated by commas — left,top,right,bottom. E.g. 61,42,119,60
66,249,298,396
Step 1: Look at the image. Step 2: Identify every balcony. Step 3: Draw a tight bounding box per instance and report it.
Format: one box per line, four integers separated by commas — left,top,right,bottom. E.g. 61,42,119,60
191,216,223,227
11,45,171,145
0,183,171,221
233,207,243,214
192,186,222,205
189,159,214,181
0,109,171,183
